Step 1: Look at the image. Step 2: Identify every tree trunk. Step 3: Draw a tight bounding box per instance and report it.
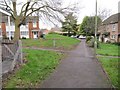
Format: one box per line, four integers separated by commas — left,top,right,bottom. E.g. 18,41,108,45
14,18,20,41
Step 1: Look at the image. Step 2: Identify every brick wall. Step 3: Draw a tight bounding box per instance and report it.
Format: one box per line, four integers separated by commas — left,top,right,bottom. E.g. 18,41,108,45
98,23,118,42
108,23,118,42
1,22,6,37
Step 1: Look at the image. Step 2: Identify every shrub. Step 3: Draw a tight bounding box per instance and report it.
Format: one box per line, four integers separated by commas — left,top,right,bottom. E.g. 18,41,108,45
106,40,111,44
87,38,100,48
112,42,120,46
86,36,92,42
49,32,58,34
22,37,26,39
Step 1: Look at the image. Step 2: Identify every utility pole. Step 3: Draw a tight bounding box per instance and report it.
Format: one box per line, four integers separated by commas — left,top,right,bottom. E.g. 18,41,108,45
94,0,98,54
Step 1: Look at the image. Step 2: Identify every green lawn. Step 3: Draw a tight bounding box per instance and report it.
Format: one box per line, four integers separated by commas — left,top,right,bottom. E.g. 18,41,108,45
4,49,64,88
98,57,119,88
22,34,80,50
97,43,119,56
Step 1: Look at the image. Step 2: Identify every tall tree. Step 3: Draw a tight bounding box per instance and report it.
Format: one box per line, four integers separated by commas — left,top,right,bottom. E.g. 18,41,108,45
98,8,111,21
0,0,79,41
61,13,78,36
80,16,102,36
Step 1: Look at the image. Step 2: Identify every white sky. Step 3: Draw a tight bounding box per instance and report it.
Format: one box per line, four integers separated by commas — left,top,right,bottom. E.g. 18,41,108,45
41,0,120,29
77,0,120,23
3,0,119,29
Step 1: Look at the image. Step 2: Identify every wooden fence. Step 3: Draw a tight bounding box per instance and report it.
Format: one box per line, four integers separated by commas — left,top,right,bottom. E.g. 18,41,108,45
2,39,23,72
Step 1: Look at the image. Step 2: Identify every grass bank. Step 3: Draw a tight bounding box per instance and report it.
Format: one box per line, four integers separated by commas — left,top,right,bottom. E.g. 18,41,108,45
98,57,119,88
22,34,80,50
4,49,64,88
97,43,119,56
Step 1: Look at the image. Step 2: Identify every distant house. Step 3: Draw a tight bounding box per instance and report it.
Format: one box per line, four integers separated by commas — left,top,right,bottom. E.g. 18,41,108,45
40,29,49,35
50,27,70,34
50,27,62,33
0,8,40,39
98,13,120,43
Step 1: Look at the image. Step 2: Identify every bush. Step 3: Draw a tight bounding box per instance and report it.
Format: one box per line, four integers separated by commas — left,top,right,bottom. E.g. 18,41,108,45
87,38,100,48
112,42,120,46
49,32,58,34
86,36,92,42
22,37,26,39
105,40,111,44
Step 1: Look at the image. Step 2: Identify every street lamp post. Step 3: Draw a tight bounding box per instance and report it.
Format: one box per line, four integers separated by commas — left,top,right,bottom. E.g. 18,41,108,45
94,0,98,54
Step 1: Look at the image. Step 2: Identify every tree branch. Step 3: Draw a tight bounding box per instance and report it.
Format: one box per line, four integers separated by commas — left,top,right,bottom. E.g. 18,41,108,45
3,0,14,12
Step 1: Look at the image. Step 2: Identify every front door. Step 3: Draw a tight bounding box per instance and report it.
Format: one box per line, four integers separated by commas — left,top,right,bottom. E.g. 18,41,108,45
33,32,38,39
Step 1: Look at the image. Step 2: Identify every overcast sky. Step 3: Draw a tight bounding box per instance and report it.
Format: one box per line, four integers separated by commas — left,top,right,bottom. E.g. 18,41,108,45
41,0,120,29
77,0,120,23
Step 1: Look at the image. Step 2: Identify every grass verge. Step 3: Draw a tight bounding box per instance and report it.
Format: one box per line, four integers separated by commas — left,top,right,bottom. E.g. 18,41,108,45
97,43,119,56
22,34,80,50
98,57,119,88
4,49,64,88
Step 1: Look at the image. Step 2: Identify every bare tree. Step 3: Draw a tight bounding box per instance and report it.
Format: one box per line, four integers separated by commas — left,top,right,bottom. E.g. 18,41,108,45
0,0,80,41
98,8,111,21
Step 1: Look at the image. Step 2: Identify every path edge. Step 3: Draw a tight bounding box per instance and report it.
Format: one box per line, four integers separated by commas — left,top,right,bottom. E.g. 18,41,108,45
91,47,116,89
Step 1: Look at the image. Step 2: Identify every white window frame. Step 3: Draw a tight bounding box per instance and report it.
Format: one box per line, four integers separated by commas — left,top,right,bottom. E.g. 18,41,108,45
112,24,116,31
111,35,116,39
33,22,37,28
20,31,29,35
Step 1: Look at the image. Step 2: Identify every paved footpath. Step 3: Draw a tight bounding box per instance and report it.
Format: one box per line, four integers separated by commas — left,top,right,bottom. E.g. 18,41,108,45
40,39,112,88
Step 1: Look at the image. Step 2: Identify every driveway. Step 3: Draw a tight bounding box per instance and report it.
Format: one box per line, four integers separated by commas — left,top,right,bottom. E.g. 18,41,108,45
40,39,111,88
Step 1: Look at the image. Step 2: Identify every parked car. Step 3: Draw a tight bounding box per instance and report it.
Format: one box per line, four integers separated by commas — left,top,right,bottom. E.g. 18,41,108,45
79,35,86,39
71,35,78,38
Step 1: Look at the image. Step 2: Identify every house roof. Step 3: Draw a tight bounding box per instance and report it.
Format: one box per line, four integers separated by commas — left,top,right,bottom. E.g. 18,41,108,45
103,13,120,25
51,27,62,31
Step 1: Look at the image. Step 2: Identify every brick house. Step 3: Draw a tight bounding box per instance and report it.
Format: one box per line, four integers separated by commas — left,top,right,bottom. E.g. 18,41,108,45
0,8,40,39
98,13,120,43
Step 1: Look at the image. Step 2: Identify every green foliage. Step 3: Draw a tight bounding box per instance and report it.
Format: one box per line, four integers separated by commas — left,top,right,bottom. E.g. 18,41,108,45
87,38,100,48
49,32,59,34
80,16,102,36
102,32,110,37
98,57,119,88
4,49,64,88
87,38,94,47
62,13,78,36
86,36,92,42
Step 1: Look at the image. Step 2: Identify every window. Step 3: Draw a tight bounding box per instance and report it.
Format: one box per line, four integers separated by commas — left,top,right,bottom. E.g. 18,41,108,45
112,24,116,31
33,22,37,27
111,35,116,39
20,31,29,35
11,31,14,36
